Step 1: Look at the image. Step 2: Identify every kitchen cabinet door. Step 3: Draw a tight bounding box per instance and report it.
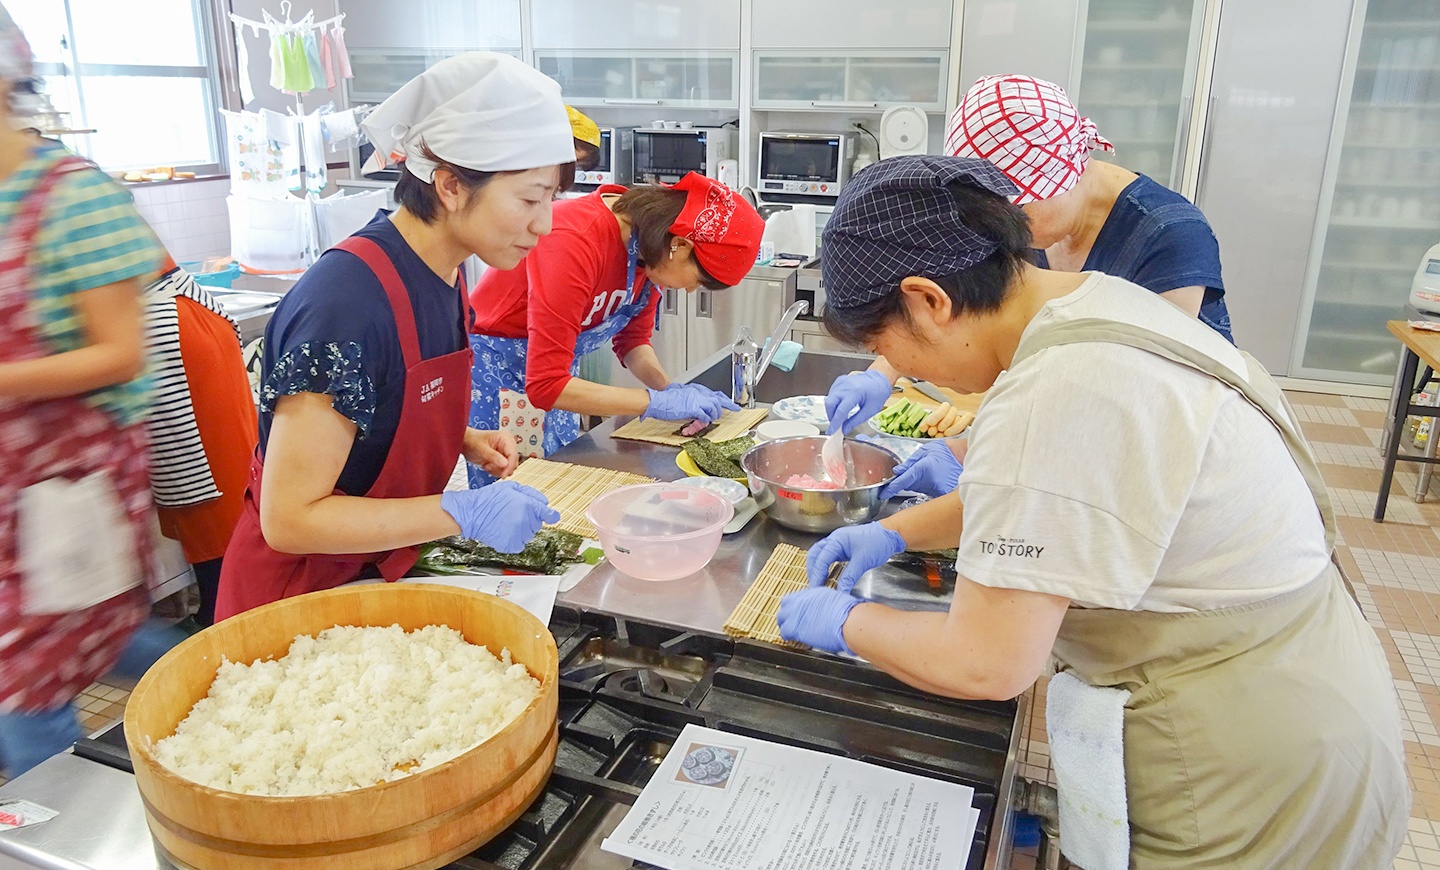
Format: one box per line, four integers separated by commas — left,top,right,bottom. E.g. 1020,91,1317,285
958,0,1086,93
535,51,738,108
687,279,787,370
751,0,951,50
531,0,740,50
337,0,521,52
754,52,948,112
652,289,689,378
1195,0,1355,375
347,49,522,103
1072,0,1209,191
1290,0,1440,382
791,321,853,355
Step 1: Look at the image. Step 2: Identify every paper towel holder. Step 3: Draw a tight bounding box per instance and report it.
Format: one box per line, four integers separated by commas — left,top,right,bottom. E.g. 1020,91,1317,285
879,105,929,160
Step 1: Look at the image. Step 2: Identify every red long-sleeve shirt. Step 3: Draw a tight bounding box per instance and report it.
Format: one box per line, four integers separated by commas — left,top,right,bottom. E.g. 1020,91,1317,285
470,191,660,410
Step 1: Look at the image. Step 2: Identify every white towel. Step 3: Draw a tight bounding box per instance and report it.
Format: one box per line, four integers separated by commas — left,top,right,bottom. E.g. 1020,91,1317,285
1046,670,1131,870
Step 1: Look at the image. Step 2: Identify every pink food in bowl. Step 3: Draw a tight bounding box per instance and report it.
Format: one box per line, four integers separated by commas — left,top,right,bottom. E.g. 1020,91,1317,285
585,483,734,581
783,473,842,490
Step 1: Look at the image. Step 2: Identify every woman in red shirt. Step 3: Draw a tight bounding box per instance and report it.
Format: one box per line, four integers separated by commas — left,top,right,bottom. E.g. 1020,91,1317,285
467,173,762,484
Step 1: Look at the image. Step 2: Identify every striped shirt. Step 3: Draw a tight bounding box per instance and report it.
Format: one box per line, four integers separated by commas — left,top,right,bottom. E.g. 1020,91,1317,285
142,269,240,507
0,138,162,426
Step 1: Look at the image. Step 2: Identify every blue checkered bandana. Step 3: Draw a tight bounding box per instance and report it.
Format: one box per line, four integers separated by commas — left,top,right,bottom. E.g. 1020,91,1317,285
821,156,1020,310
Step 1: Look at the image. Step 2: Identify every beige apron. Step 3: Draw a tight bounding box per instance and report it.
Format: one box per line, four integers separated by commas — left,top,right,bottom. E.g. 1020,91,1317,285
1011,318,1410,869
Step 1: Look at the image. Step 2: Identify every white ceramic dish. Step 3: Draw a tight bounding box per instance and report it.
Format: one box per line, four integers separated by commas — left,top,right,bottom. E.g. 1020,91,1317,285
859,431,923,462
754,419,820,442
769,395,829,429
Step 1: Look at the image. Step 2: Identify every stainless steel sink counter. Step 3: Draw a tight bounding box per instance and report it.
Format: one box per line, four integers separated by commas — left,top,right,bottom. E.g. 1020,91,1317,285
555,346,956,638
553,346,1020,870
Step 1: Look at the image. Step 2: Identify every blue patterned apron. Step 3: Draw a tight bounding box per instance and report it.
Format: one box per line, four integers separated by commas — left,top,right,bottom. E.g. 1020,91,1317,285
468,233,655,486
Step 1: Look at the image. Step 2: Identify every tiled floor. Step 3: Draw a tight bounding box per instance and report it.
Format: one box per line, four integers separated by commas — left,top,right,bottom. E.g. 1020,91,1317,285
5,390,1438,868
1011,390,1440,869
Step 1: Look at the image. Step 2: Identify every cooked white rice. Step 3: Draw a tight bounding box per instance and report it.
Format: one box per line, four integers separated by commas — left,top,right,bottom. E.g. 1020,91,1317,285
153,624,541,796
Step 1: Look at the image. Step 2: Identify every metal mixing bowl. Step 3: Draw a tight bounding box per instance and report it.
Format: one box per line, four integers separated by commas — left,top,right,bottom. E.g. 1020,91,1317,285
740,435,899,534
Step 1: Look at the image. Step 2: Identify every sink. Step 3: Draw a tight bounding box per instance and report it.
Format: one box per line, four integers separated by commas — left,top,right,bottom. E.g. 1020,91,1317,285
686,348,871,404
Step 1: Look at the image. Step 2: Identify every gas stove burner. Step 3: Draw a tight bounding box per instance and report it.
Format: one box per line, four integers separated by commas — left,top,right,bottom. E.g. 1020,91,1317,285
606,667,694,705
560,635,714,696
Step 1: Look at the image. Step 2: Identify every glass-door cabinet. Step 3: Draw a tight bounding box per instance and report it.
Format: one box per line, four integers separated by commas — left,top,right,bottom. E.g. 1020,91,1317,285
1071,0,1209,190
1294,0,1440,382
534,51,739,108
753,52,948,111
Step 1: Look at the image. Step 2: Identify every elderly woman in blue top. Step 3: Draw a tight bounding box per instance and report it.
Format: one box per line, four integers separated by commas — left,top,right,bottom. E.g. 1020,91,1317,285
781,155,1405,869
827,74,1234,499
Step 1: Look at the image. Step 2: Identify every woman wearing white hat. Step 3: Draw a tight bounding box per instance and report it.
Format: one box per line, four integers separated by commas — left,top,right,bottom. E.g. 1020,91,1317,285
215,53,573,620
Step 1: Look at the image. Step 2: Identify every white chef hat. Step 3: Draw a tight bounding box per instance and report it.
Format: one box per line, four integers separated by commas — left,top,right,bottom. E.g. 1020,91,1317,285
362,52,574,183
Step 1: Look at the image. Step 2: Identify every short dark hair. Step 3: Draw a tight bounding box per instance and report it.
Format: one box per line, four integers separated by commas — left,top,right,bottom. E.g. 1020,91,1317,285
574,139,601,172
394,143,577,224
822,184,1033,346
611,186,727,290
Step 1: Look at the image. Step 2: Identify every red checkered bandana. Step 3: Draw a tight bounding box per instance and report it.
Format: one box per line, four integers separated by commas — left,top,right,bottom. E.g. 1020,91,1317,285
945,75,1114,205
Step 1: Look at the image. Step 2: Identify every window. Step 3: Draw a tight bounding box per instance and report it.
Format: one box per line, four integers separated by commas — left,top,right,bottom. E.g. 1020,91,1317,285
10,0,225,174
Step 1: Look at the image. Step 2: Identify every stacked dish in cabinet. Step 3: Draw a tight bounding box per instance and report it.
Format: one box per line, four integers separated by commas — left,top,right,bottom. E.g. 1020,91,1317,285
1297,0,1440,379
1073,0,1205,189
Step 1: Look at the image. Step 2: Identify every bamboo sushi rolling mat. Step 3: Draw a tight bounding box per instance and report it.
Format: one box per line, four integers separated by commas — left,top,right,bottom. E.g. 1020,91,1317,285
610,407,771,447
723,544,820,648
509,458,655,538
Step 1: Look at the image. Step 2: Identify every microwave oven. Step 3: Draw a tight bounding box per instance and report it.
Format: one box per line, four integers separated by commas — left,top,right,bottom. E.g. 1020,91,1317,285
631,128,735,185
575,126,633,188
757,132,853,198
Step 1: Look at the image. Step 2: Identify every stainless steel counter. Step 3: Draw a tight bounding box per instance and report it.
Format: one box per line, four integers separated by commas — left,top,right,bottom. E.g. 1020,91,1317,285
0,754,171,870
555,346,1020,870
558,345,955,637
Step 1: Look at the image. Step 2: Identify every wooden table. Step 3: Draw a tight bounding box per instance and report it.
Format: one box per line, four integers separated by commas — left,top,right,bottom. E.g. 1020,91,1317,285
1375,321,1440,521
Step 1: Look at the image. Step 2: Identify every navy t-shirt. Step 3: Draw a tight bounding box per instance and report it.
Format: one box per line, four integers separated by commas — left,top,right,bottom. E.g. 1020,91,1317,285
258,212,469,495
1037,174,1233,343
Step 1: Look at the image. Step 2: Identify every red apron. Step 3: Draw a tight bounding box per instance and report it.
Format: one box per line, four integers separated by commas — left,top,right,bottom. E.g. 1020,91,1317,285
214,236,471,621
0,155,152,712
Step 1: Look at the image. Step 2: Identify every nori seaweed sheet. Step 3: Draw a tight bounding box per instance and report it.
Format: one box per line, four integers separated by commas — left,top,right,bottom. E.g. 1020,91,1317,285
415,529,584,575
682,435,755,478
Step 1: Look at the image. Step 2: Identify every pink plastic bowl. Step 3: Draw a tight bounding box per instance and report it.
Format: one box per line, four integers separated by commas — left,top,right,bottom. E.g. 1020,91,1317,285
585,483,734,581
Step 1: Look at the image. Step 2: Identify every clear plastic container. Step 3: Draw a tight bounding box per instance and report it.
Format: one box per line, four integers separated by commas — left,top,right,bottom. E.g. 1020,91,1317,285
585,483,734,581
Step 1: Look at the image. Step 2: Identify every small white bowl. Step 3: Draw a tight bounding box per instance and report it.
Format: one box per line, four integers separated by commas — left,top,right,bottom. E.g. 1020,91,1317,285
755,419,820,442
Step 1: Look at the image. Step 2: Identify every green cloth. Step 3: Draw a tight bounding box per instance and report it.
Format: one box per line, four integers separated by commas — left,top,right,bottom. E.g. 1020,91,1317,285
279,32,314,93
0,139,161,426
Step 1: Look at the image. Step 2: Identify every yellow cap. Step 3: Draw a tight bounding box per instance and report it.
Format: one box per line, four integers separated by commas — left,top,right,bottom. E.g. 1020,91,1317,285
567,105,602,148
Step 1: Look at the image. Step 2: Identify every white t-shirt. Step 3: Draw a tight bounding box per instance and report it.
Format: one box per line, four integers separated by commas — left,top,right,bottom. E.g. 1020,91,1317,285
954,273,1330,612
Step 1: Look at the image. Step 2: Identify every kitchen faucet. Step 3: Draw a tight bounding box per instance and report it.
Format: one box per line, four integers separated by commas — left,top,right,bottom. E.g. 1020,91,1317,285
731,300,810,408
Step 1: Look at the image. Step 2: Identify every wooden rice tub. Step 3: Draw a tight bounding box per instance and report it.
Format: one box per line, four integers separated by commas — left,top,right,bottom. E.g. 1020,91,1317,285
123,583,559,870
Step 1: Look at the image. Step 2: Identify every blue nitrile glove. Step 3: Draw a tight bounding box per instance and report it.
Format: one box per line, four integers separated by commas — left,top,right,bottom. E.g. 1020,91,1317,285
778,587,863,654
643,383,741,424
825,369,894,434
806,523,907,594
440,482,561,553
879,439,964,500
